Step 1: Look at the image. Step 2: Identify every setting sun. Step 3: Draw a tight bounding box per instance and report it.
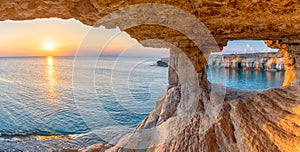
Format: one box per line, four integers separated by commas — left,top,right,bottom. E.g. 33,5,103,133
43,40,57,51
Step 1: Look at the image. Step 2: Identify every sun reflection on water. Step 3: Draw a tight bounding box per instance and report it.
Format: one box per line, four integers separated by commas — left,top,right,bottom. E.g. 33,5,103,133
46,56,57,103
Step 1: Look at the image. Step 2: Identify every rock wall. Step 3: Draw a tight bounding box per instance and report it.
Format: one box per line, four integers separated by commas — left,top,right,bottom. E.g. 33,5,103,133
208,53,285,71
1,1,300,152
265,40,298,88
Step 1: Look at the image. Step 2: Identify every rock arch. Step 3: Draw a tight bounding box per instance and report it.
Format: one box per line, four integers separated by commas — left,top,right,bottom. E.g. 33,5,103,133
1,1,300,151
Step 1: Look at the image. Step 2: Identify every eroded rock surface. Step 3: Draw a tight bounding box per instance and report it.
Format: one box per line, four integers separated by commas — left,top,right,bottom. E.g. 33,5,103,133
1,0,300,151
107,87,300,152
265,40,298,88
208,53,285,71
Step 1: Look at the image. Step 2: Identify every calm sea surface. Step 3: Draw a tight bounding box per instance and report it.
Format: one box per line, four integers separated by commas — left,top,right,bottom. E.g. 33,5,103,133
207,67,285,90
0,57,284,150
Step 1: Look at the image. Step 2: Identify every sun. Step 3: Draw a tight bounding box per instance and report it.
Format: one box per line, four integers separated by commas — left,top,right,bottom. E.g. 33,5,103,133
43,40,57,51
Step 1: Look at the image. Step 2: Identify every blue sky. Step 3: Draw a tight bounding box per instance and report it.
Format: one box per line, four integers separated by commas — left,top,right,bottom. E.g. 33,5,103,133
222,40,278,54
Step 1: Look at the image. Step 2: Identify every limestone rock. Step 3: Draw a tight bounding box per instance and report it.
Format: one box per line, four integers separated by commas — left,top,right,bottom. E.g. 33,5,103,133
265,40,298,87
1,0,300,151
111,86,300,152
208,53,285,71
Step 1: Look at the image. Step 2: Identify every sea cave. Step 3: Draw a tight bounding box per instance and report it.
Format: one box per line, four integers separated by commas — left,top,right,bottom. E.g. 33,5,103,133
1,0,300,151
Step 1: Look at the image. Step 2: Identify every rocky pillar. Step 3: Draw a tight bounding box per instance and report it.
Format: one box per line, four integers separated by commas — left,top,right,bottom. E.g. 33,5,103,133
168,48,179,89
135,46,208,129
264,40,298,88
166,46,208,117
287,44,300,85
281,47,296,87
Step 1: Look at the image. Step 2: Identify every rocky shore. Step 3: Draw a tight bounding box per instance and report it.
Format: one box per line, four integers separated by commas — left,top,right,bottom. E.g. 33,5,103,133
208,53,285,71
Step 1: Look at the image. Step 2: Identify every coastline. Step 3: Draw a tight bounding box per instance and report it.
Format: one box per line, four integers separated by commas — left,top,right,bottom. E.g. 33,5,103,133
208,53,285,71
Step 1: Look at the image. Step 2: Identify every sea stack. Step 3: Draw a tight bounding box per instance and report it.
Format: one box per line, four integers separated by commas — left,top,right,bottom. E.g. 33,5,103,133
157,57,168,67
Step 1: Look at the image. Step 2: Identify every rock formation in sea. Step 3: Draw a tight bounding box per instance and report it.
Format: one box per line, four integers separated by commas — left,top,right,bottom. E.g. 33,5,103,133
208,53,285,71
1,0,300,151
157,57,168,67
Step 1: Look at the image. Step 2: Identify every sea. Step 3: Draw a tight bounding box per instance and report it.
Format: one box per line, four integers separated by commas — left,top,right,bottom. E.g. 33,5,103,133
0,56,284,151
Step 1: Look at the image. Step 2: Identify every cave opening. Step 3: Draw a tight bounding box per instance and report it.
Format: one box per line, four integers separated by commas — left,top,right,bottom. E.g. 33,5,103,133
237,62,242,69
0,1,299,151
0,18,170,149
207,40,285,90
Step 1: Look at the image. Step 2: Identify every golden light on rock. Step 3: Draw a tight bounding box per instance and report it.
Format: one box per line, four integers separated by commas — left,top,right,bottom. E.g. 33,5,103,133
0,0,299,151
263,105,300,152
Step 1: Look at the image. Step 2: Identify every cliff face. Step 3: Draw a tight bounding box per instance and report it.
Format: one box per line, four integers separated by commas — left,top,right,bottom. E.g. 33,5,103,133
264,40,298,88
135,86,300,152
1,1,300,151
208,53,285,71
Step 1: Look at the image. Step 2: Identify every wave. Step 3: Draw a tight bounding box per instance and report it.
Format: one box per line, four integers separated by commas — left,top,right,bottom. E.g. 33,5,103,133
0,131,61,139
0,129,89,139
0,77,13,83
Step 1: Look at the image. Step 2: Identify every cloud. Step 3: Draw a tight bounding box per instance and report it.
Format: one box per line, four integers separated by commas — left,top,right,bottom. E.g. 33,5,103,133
244,44,254,53
221,40,279,54
267,48,272,52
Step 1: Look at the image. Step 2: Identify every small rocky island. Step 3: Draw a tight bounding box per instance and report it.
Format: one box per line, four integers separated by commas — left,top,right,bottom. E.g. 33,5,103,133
157,57,168,67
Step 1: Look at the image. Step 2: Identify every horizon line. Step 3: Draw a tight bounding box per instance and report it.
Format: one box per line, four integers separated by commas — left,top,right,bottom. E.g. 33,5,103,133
0,55,166,58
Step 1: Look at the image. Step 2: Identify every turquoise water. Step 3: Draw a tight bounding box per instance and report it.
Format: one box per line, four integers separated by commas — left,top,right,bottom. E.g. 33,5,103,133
207,67,285,90
0,57,284,150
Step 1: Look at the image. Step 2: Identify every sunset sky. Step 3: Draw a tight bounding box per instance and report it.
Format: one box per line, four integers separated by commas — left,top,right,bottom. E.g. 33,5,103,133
0,18,169,57
0,18,276,57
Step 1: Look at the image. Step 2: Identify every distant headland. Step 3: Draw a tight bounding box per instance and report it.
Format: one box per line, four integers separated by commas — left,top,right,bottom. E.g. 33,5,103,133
208,52,284,71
